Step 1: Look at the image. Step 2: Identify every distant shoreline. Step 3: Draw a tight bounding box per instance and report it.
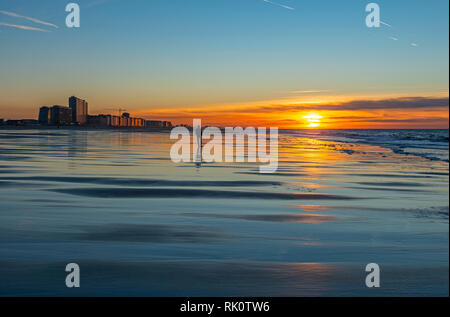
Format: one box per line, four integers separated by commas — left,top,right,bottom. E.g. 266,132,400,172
0,125,173,132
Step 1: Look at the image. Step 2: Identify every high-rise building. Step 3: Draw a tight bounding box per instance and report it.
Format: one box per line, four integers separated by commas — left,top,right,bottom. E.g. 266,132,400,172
84,112,146,128
146,120,163,128
38,106,51,125
109,115,120,127
69,96,88,125
87,114,111,127
50,106,73,125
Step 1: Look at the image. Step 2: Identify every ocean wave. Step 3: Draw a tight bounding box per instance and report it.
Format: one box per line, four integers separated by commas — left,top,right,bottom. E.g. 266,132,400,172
282,129,449,162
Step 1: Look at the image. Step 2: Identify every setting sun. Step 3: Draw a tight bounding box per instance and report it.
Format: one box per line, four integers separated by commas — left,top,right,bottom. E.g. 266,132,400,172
303,113,323,128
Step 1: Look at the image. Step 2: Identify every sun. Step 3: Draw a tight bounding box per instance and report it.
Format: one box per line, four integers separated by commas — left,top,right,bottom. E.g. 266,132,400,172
303,113,323,128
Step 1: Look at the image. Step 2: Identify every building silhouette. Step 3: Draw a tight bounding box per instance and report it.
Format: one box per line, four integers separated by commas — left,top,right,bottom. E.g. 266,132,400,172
50,106,72,125
87,113,145,127
32,96,172,129
38,106,51,125
69,96,88,125
145,120,172,128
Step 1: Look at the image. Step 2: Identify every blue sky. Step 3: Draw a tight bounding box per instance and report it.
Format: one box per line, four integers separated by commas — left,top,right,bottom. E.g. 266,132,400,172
0,0,448,124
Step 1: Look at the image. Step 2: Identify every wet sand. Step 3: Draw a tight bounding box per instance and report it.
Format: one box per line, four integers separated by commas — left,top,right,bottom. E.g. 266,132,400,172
0,129,448,296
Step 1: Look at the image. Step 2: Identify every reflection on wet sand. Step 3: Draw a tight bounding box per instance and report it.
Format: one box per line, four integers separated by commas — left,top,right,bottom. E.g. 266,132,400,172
295,205,331,212
171,212,338,224
0,259,447,296
0,129,448,296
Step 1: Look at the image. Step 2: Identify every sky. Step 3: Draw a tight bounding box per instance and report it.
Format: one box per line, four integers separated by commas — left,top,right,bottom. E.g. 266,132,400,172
0,0,448,128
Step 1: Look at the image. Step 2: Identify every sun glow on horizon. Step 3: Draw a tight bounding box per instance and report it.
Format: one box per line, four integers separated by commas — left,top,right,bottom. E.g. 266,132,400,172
127,93,449,129
303,112,323,128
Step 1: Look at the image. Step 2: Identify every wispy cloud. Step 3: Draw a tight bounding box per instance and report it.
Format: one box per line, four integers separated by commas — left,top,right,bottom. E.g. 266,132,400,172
0,22,50,32
389,36,399,41
0,10,58,29
289,90,331,94
411,42,419,47
263,0,295,11
253,97,450,112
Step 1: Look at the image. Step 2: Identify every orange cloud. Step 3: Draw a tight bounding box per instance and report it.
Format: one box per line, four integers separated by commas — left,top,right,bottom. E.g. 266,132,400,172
132,95,449,129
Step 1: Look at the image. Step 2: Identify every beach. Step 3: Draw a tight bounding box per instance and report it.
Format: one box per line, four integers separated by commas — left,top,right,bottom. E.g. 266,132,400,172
0,128,448,296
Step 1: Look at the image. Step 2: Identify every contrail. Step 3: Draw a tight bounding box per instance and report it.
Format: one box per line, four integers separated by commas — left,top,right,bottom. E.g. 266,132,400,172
263,0,295,11
0,22,50,32
0,10,58,28
380,21,392,27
